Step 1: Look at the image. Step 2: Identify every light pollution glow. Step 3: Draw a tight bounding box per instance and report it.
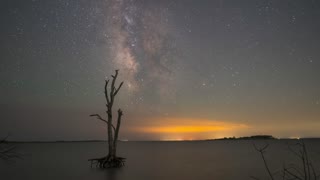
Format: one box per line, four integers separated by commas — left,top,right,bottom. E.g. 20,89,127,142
129,118,249,140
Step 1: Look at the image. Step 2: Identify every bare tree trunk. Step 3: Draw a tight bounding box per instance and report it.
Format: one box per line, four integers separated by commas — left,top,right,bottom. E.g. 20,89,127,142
113,109,123,156
107,109,114,157
89,70,125,168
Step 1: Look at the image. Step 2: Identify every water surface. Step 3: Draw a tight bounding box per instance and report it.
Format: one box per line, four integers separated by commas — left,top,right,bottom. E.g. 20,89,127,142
1,140,320,180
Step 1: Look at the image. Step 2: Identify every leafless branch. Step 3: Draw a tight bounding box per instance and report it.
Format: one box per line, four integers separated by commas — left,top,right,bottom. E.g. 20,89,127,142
90,114,115,132
254,141,318,180
287,164,304,178
104,80,110,104
114,81,123,96
284,168,303,180
253,142,275,180
0,136,21,161
110,70,119,96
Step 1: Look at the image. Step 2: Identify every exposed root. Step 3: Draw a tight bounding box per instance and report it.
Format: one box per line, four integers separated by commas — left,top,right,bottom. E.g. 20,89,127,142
89,155,125,168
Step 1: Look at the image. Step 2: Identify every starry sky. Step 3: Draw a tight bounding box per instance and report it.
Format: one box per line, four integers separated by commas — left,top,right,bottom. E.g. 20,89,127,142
1,0,320,141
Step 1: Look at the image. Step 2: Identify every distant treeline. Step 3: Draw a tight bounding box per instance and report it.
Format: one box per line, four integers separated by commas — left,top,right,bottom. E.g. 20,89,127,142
210,135,320,140
212,135,277,140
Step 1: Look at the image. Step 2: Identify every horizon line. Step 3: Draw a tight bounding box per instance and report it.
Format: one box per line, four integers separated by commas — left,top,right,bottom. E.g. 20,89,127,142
6,137,320,143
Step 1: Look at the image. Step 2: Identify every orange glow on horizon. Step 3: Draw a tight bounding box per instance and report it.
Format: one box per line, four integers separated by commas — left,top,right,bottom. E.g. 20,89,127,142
141,125,228,133
131,117,249,139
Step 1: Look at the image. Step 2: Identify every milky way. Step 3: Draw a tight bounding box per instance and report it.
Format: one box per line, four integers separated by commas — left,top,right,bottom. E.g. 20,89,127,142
106,0,177,101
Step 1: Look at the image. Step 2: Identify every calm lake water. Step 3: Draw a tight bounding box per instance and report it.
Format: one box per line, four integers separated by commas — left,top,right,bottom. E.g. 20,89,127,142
1,140,320,180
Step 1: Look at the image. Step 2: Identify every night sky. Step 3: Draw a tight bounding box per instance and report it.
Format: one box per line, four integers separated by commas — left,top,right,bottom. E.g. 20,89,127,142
1,0,320,141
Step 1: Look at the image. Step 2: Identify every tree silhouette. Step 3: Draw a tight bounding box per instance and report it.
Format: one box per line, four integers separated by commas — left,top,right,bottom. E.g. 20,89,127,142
251,141,319,180
89,70,125,168
0,135,20,161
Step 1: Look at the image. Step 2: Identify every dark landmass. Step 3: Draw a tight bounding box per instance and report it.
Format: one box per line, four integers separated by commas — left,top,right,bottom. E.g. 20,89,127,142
293,137,320,140
208,135,278,141
210,135,320,141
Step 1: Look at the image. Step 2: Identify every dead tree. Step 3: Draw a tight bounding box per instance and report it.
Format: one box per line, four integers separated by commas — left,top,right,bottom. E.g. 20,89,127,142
89,70,125,168
251,141,319,180
0,135,20,161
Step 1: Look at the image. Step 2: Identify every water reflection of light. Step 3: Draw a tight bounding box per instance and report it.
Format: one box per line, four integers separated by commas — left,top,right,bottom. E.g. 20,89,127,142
289,137,300,140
